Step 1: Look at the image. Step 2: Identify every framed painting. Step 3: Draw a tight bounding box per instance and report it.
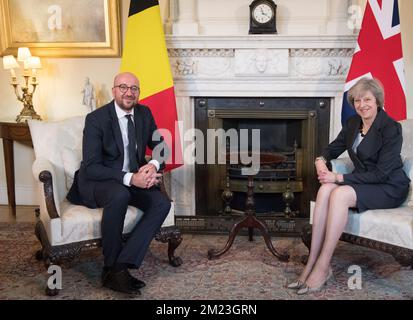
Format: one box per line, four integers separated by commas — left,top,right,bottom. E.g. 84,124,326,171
0,0,121,57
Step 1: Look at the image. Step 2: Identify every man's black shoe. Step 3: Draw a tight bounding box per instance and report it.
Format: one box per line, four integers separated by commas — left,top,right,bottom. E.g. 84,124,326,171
102,267,146,290
126,270,146,289
101,266,111,283
102,269,141,294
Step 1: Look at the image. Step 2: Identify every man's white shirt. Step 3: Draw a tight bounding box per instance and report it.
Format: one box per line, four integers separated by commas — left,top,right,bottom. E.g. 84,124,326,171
114,102,160,186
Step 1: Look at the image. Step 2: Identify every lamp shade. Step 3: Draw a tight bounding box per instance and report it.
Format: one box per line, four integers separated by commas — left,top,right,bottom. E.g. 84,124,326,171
17,47,32,62
24,56,42,69
2,55,19,70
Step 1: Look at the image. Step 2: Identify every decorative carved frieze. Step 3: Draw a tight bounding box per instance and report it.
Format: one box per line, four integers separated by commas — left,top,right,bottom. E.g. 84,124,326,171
327,58,350,76
235,49,289,76
168,48,354,58
290,48,354,57
175,215,309,236
167,44,354,79
197,58,232,77
171,57,232,78
291,57,350,78
168,48,235,58
170,52,350,79
174,59,196,76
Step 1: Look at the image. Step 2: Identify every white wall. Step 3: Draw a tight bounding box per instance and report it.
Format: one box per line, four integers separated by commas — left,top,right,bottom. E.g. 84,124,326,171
194,0,349,35
0,0,131,204
0,0,412,205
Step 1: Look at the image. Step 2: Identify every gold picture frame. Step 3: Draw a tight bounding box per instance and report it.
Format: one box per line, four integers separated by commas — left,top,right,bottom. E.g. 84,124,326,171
0,0,121,57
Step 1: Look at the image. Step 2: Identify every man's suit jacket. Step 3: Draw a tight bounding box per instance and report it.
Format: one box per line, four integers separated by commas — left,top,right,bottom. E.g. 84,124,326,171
67,100,168,208
322,108,410,199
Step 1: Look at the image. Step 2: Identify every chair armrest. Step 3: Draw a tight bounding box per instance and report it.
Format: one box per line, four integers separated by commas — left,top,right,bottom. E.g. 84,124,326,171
331,157,354,174
158,170,174,226
158,170,172,202
32,158,61,219
401,157,413,207
402,157,413,178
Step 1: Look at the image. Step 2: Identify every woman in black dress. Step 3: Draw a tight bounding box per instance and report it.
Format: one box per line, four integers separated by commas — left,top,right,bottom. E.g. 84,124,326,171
288,77,410,294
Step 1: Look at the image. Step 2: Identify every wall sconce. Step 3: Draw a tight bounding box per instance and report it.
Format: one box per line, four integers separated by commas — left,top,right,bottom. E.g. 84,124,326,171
2,47,42,122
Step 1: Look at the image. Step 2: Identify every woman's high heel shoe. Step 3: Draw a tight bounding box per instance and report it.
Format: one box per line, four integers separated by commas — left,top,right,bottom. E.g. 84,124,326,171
296,269,334,295
287,280,305,290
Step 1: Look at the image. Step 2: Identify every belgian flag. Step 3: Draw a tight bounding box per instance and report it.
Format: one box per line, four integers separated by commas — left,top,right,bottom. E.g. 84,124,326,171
121,0,182,171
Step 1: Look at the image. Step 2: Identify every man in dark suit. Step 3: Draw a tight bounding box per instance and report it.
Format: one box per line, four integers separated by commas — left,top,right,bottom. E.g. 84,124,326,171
67,72,171,294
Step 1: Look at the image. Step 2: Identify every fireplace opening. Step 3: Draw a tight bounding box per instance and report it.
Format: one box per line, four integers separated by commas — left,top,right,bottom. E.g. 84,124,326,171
195,97,330,218
222,118,303,214
224,118,303,153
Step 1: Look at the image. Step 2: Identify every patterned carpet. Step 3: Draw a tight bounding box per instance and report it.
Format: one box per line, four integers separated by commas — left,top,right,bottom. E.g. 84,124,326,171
0,222,412,300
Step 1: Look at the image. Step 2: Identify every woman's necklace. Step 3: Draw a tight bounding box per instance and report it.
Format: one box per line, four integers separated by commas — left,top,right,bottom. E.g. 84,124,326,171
359,123,369,137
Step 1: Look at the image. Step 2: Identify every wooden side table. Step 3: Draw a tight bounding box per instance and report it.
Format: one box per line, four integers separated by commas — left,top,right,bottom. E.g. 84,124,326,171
207,152,290,262
0,122,33,216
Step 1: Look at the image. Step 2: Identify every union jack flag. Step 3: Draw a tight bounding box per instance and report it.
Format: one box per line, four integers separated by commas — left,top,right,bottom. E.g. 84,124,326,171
342,0,406,124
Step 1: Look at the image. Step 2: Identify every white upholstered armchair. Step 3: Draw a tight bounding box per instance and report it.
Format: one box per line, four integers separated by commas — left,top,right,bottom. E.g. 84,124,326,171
28,116,182,294
302,119,413,267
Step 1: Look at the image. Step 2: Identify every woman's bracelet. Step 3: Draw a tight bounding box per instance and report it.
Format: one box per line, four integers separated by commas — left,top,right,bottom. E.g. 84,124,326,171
315,156,327,164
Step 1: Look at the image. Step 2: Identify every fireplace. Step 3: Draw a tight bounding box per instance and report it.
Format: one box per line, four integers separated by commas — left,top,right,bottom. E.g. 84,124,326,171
195,97,330,218
164,35,355,235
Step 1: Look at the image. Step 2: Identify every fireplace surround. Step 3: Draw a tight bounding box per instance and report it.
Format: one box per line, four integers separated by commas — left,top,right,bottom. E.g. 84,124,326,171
165,35,356,234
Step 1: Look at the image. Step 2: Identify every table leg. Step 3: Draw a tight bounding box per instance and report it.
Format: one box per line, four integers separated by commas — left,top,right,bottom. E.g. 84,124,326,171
3,139,16,216
207,214,248,260
207,174,290,262
253,218,289,261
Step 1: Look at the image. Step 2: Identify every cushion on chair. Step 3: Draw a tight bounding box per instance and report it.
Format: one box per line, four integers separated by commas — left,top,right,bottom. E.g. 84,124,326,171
401,157,413,207
310,201,413,250
400,119,413,158
28,116,86,215
47,201,175,246
344,207,413,250
331,157,354,175
400,119,413,206
60,144,82,191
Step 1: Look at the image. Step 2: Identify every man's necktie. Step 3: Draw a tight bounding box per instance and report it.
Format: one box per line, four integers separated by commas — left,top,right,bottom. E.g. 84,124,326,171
125,114,138,173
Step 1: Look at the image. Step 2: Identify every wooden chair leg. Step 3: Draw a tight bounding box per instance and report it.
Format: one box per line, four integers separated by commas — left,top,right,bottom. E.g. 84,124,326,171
391,251,413,268
35,249,44,261
155,226,183,267
168,233,183,267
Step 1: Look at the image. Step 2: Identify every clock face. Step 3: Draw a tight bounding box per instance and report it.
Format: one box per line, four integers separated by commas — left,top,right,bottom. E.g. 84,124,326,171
252,3,274,24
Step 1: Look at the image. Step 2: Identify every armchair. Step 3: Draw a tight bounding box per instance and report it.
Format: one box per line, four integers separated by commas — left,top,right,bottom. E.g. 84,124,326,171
302,119,413,268
28,116,183,295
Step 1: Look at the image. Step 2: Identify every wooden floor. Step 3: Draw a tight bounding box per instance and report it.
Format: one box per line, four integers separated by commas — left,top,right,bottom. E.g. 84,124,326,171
0,205,38,223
